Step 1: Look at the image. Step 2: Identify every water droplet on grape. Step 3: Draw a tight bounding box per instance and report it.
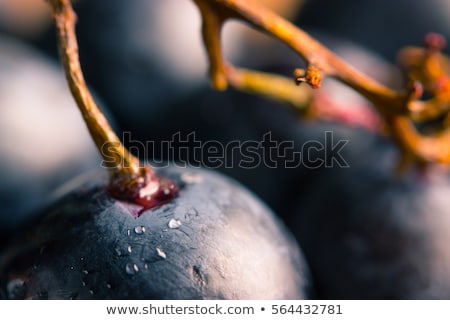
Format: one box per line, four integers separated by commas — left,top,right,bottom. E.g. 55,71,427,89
80,257,85,261
181,173,203,184
82,269,89,275
127,229,131,236
185,208,199,219
134,226,146,234
125,263,134,275
7,279,27,299
156,247,167,259
115,246,123,257
168,219,182,229
127,245,133,253
106,283,112,289
144,264,149,270
89,290,94,295
70,266,75,271
125,263,139,275
81,281,86,287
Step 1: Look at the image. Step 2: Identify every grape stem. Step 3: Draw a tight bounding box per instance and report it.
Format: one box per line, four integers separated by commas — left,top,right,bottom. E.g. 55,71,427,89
47,0,176,206
193,0,450,166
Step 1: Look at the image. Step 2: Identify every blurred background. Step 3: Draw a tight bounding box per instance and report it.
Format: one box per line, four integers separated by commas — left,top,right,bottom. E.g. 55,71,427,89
2,0,450,299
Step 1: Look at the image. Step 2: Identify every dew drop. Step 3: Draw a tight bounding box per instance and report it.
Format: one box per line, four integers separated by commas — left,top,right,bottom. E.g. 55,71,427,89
70,266,75,271
82,270,89,275
7,279,27,299
80,257,85,261
127,245,133,253
134,226,146,235
81,281,87,287
181,173,203,184
127,229,131,236
125,263,134,275
168,219,182,229
144,264,149,270
89,290,94,295
114,246,123,257
156,247,167,259
125,263,139,275
185,208,199,219
106,283,112,289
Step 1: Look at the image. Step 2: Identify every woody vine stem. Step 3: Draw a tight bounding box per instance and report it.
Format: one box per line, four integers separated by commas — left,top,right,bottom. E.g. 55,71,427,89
193,0,450,166
47,0,177,208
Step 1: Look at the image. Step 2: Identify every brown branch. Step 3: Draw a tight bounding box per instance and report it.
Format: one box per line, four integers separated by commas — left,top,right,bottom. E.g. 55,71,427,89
194,0,229,90
47,0,179,207
193,0,450,165
225,64,312,111
48,0,141,175
196,0,407,113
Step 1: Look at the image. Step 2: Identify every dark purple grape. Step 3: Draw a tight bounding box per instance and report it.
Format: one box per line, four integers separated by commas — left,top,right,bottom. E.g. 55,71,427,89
0,166,312,300
287,124,450,299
